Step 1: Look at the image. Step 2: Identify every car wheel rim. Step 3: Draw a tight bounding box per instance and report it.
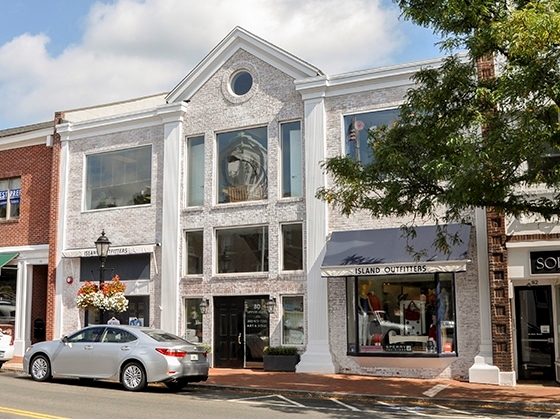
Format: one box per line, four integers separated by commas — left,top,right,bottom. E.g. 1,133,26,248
32,358,47,379
124,365,142,389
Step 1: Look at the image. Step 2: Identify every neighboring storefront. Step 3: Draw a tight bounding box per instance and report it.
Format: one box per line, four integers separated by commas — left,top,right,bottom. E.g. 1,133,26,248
507,236,560,382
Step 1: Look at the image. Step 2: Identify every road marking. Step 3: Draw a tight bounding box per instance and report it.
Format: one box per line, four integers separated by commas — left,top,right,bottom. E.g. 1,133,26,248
0,406,70,419
423,384,450,397
329,398,361,411
228,394,360,411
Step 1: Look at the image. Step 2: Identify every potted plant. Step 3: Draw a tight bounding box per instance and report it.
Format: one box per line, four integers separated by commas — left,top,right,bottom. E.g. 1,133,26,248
263,346,300,372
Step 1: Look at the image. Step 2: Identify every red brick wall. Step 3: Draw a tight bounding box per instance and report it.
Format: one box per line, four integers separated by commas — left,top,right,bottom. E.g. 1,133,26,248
0,144,54,245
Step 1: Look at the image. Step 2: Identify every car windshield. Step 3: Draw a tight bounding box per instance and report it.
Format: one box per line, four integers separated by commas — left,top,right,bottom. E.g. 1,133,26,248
141,330,186,342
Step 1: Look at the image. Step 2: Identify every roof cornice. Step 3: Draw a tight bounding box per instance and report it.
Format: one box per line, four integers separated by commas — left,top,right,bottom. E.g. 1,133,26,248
56,102,187,141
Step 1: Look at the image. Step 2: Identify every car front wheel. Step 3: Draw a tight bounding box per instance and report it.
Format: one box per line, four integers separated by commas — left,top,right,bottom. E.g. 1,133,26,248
121,362,147,392
30,354,52,382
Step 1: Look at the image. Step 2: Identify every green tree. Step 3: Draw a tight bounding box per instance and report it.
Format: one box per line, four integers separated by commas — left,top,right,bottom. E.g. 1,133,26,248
317,1,560,229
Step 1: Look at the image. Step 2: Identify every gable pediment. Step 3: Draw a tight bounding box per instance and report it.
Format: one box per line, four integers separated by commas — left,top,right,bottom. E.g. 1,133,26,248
165,26,322,104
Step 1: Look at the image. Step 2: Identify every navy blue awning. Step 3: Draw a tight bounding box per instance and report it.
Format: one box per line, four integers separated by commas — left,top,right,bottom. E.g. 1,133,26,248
321,224,471,277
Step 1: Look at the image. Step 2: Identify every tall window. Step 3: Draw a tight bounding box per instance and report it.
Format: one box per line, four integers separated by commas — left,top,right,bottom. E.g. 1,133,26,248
281,223,303,271
187,136,204,206
0,177,21,220
85,146,152,210
344,109,399,164
185,230,203,275
281,121,302,198
216,226,268,273
282,295,304,345
217,127,267,203
185,298,204,342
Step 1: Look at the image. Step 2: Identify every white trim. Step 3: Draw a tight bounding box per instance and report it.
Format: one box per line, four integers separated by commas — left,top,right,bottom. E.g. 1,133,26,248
0,127,53,151
506,240,560,249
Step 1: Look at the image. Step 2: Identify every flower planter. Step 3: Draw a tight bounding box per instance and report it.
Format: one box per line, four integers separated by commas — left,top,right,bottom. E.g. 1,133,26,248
263,355,300,372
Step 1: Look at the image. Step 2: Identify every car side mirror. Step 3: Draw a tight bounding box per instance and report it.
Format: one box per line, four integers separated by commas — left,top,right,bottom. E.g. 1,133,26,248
62,336,68,344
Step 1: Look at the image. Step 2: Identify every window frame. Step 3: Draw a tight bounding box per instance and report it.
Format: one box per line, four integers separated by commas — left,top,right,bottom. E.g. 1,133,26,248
84,145,152,211
280,120,303,198
215,225,269,274
0,177,21,221
186,135,205,207
281,295,305,346
185,230,204,275
280,222,304,272
343,108,400,165
216,126,268,204
346,273,456,357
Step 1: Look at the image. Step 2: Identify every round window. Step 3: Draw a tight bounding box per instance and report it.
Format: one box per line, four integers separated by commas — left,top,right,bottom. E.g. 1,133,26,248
231,71,253,96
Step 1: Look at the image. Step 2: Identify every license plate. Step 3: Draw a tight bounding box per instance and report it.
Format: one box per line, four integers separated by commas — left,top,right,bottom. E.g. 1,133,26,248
190,354,198,361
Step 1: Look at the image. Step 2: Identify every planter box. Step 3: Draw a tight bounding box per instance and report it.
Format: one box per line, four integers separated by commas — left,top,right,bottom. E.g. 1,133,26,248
263,355,300,372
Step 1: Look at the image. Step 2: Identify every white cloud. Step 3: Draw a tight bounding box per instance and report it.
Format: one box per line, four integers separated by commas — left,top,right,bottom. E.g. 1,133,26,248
0,0,413,129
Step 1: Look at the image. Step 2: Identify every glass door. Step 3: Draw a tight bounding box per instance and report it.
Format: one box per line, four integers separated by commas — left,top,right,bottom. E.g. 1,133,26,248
515,286,555,380
244,296,270,368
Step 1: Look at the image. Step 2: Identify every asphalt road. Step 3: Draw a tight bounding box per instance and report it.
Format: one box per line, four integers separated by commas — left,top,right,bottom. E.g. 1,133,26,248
0,370,557,419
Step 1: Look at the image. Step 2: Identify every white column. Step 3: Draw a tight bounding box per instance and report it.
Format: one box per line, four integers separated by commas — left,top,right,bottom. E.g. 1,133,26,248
160,109,185,333
475,207,493,360
296,97,337,373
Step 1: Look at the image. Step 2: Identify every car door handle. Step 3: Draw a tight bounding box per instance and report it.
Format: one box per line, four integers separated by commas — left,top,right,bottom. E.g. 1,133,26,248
238,333,241,345
120,346,131,351
84,345,94,350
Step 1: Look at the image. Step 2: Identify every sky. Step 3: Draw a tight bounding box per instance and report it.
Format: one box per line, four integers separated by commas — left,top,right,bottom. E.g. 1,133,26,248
0,0,445,130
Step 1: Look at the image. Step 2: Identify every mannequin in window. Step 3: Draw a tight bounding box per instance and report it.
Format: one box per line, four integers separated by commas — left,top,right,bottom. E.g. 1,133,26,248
358,282,373,345
438,287,450,341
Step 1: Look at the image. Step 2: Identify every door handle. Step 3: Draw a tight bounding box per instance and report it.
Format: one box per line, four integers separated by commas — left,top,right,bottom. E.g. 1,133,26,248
238,333,241,345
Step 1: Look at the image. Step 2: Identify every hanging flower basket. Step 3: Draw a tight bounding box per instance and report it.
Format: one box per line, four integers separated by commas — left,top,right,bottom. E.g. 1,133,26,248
76,275,129,313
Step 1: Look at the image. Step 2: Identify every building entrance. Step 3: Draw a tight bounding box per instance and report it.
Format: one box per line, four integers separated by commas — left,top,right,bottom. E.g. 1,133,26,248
213,295,270,368
515,286,555,380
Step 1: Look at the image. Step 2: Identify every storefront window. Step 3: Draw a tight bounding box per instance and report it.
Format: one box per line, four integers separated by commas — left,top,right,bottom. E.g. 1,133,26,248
185,298,203,342
0,267,16,333
282,296,304,345
347,273,455,355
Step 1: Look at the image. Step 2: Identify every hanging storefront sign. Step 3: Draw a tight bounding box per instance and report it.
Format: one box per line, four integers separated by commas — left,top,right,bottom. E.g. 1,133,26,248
530,251,560,275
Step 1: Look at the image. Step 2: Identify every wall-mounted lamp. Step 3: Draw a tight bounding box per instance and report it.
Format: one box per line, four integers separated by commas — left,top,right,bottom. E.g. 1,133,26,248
199,298,210,314
266,297,277,313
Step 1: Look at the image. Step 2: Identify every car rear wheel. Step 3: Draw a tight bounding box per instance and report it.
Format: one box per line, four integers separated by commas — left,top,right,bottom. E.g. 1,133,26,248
164,378,188,392
121,362,147,392
30,354,52,382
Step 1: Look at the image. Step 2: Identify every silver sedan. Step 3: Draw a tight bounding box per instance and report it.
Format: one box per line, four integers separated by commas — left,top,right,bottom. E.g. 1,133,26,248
23,325,209,391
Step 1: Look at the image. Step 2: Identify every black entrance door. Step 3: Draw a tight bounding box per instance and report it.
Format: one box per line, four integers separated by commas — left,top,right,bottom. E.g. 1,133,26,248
213,295,270,369
214,296,244,368
515,286,555,380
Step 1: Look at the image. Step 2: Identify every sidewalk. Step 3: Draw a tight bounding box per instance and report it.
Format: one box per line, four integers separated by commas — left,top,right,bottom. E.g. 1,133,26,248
5,357,560,413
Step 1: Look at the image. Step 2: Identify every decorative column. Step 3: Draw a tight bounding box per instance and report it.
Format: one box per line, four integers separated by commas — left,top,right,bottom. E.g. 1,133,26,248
296,96,337,373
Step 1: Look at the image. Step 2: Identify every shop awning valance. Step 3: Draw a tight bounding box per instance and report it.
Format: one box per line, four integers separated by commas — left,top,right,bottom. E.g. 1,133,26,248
321,224,471,277
0,252,18,268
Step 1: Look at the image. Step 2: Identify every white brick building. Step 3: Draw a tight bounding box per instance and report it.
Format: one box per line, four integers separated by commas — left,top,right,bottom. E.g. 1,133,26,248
51,27,495,380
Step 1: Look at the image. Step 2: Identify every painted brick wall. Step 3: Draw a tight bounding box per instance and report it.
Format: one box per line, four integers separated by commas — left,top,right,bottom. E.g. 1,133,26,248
178,49,308,345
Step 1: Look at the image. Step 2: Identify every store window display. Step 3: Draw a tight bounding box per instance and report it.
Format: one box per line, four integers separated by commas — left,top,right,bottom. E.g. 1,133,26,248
348,274,455,355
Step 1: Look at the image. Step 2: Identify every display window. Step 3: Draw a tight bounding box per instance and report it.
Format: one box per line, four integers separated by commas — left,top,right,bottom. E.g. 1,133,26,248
346,273,455,355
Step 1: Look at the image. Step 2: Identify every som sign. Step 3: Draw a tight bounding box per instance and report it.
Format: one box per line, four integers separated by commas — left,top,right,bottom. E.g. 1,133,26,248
531,251,560,275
